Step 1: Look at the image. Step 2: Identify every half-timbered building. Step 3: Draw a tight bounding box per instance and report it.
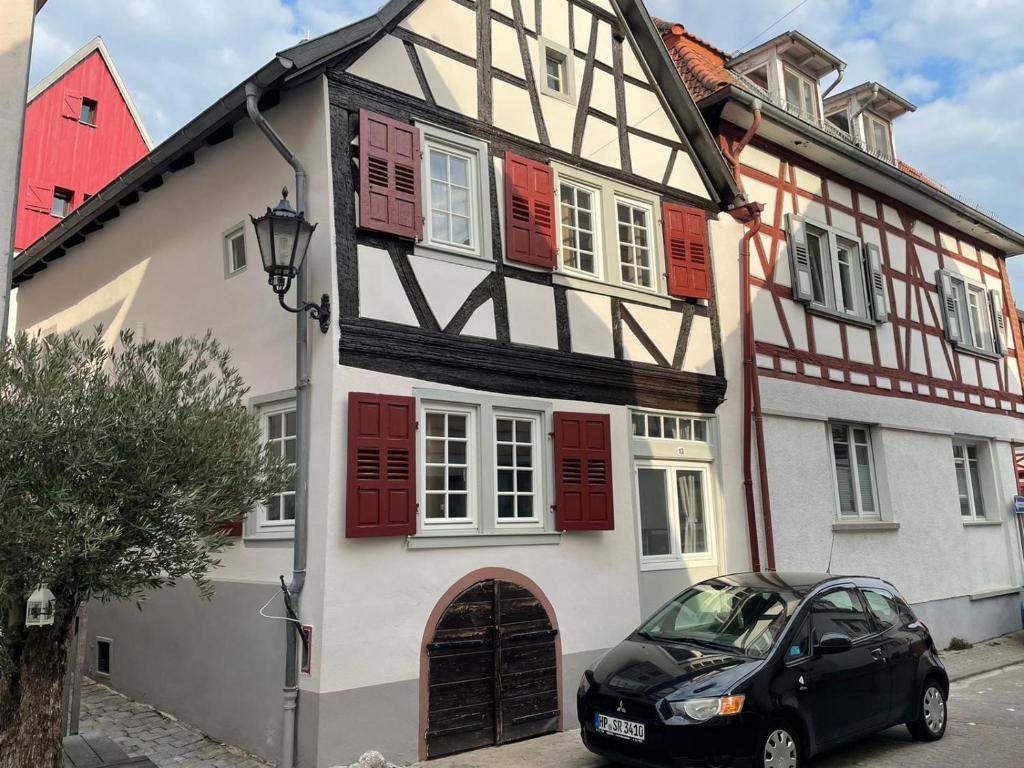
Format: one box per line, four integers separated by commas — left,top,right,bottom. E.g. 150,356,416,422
662,23,1024,647
11,2,750,765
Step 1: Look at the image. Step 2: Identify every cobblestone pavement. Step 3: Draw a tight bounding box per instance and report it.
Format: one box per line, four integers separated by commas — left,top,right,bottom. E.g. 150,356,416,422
79,677,272,768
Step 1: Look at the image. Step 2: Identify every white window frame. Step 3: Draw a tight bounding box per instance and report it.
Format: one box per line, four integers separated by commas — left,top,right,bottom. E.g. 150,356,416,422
80,97,98,126
245,390,297,540
782,64,820,120
415,124,493,266
862,111,893,160
420,402,478,531
223,223,247,278
557,176,603,279
259,401,297,532
634,460,717,569
828,422,881,521
493,410,544,529
825,107,852,136
631,411,710,443
539,38,576,103
614,195,659,293
953,441,986,520
803,218,871,323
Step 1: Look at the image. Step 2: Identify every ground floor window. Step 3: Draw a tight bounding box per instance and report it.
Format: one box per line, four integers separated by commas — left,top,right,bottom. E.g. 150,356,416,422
953,442,985,520
636,461,714,566
829,422,879,520
259,401,296,532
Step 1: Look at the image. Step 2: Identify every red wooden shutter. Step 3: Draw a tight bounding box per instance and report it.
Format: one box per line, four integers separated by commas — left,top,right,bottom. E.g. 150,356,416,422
24,181,52,213
662,202,711,299
346,393,417,538
222,520,243,537
553,412,614,531
61,90,82,120
504,152,556,268
358,109,422,240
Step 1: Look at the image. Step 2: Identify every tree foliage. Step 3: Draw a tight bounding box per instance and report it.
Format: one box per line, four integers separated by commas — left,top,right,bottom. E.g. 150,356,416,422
0,329,291,673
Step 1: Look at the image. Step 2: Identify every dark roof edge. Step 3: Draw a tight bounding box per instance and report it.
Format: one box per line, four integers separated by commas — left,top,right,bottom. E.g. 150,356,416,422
615,0,744,210
702,84,1024,255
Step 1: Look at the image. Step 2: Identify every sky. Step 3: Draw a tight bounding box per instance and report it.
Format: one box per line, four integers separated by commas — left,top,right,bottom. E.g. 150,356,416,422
28,0,1024,295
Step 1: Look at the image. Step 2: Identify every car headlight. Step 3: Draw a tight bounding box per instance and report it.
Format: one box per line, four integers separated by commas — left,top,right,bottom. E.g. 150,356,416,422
668,695,745,721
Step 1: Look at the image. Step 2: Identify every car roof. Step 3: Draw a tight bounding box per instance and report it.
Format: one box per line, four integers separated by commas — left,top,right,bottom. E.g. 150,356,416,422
713,571,895,596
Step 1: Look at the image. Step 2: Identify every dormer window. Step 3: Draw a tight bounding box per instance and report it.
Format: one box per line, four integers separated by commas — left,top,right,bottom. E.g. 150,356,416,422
783,66,819,118
862,112,893,160
825,109,851,134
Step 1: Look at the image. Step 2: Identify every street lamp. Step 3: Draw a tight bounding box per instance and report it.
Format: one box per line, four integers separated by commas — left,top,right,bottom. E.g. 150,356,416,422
25,584,56,627
250,187,329,333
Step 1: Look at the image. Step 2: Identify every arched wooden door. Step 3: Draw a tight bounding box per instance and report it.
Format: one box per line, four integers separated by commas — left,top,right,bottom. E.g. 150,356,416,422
425,579,559,759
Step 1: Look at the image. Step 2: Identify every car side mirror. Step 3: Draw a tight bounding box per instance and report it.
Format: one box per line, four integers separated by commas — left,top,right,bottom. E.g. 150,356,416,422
818,632,853,654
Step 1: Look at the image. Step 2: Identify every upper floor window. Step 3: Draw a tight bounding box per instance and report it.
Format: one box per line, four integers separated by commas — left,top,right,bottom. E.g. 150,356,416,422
51,188,73,218
616,199,655,289
862,112,893,160
223,224,246,278
937,270,1006,358
495,413,541,525
787,214,887,325
783,65,819,119
825,108,851,135
262,403,296,530
423,406,474,528
559,180,600,277
830,423,879,521
539,39,575,103
80,98,98,126
953,442,985,520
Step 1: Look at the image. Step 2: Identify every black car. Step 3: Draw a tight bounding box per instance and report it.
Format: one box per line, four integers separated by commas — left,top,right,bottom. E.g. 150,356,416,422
577,572,948,768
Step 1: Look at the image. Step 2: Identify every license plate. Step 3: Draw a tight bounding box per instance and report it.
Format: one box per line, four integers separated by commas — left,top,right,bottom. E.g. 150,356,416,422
594,712,645,742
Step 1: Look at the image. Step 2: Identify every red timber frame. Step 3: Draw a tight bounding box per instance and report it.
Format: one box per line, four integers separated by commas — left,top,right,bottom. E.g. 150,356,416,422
720,123,1024,416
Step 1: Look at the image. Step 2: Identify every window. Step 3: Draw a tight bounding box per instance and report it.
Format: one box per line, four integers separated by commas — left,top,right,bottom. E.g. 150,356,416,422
636,462,713,563
224,226,246,277
95,637,112,677
616,199,655,289
558,180,600,276
423,407,474,527
830,423,879,520
495,414,540,525
953,442,985,520
938,271,1004,357
811,589,874,641
783,66,819,119
631,412,708,442
861,588,901,631
862,112,892,160
786,617,811,662
539,39,575,102
744,64,770,93
826,109,851,134
263,406,296,528
51,188,73,218
80,98,97,126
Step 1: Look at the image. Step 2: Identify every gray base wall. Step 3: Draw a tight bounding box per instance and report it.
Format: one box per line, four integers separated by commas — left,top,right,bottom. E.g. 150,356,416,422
303,649,605,768
86,579,286,763
911,592,1023,650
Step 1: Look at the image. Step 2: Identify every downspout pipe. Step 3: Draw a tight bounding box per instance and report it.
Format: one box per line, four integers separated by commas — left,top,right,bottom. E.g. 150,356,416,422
850,82,881,121
245,80,309,768
821,63,846,100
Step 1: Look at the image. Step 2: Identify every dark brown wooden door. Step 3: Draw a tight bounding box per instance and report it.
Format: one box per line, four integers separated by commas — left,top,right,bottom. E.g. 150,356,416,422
426,580,559,759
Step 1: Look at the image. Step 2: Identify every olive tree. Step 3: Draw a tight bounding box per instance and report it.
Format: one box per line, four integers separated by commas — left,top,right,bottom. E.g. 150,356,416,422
0,330,290,768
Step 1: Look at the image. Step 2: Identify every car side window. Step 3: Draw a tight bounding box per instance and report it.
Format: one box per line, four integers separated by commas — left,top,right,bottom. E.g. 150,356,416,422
811,588,874,642
861,588,901,631
784,616,811,662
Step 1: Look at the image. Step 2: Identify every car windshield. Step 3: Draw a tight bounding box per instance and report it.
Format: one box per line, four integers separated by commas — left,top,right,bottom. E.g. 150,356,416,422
639,580,801,658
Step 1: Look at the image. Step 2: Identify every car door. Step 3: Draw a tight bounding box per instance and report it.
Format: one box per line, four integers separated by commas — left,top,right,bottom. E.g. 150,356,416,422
801,587,890,746
861,587,916,725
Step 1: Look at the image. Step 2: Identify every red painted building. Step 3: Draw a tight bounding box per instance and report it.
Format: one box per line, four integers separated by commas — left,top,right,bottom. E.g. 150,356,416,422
14,36,150,252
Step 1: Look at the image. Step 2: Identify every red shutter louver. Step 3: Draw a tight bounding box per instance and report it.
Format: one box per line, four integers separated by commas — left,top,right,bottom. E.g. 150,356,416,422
504,152,556,268
24,181,52,213
663,202,712,300
553,412,614,531
346,393,417,538
358,109,422,240
61,90,82,120
222,521,243,537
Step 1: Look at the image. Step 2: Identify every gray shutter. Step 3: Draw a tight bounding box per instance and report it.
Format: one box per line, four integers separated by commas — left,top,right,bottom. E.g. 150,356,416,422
989,288,1008,356
936,270,962,345
786,214,813,303
864,243,888,323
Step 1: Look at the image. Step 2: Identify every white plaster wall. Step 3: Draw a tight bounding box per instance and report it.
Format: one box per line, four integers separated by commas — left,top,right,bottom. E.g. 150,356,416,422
317,368,645,693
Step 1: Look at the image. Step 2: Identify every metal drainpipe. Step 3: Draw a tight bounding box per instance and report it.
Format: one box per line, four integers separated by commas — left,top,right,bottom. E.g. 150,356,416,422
821,64,846,99
245,81,309,768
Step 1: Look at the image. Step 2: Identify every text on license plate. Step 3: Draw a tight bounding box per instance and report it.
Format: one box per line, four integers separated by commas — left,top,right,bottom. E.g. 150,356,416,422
595,713,645,742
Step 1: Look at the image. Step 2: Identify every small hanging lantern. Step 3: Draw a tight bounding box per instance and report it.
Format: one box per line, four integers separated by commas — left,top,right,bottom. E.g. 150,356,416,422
25,584,56,627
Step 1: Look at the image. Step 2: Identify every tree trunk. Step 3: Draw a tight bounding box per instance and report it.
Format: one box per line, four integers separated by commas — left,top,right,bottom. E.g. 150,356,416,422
0,612,73,768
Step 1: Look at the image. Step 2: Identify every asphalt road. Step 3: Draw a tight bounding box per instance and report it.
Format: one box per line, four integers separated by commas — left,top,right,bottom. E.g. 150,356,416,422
811,663,1024,767
420,663,1024,768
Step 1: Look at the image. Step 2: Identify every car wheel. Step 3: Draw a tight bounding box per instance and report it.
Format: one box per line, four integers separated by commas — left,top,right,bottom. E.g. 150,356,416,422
759,719,800,768
907,680,947,741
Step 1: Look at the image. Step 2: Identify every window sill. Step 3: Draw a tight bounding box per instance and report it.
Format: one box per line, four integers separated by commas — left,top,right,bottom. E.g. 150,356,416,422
413,244,496,272
552,272,673,309
805,303,880,329
832,521,900,532
244,527,296,542
407,531,562,549
640,556,718,572
950,343,1004,363
962,519,1002,527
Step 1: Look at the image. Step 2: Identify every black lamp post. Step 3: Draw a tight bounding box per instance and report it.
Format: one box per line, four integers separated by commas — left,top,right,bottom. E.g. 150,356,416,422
250,187,330,333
